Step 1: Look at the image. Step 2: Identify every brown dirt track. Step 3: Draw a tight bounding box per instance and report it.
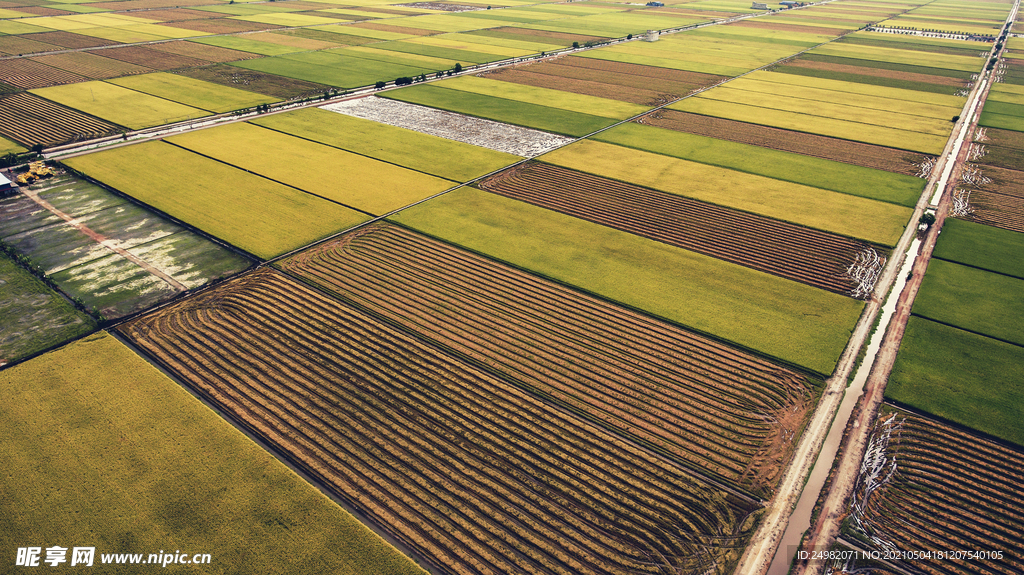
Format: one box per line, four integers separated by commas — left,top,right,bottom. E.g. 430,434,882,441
121,268,762,575
479,162,878,296
281,222,819,498
848,408,1024,575
0,93,122,146
640,109,925,176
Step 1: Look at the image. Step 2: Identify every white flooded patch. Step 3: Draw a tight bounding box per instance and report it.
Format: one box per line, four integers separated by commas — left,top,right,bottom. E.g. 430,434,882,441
321,97,575,157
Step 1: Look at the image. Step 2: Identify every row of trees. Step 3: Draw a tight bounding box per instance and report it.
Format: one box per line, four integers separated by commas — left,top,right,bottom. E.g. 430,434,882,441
375,63,463,90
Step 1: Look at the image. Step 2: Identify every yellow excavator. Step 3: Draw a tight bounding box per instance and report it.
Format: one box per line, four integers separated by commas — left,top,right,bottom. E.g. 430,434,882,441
15,161,56,185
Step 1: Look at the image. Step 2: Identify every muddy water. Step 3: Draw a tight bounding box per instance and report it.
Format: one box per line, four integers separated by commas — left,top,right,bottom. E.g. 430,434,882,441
767,238,922,575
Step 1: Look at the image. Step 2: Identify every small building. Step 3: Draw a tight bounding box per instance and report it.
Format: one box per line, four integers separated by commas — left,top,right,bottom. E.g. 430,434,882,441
646,1,664,5
0,172,13,193
644,29,660,42
752,1,768,8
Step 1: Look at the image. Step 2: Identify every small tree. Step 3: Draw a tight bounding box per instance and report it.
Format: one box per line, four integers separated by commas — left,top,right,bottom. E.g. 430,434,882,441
627,33,632,40
919,212,936,226
951,115,960,123
454,63,463,73
375,81,387,90
572,41,579,49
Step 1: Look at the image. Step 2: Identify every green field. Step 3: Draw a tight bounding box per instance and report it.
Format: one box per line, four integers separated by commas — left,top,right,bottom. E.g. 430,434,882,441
64,142,367,259
391,187,864,375
0,253,95,364
193,34,305,55
541,140,911,246
1,134,25,155
168,122,454,215
108,73,279,113
595,123,924,206
372,40,502,65
382,84,614,137
671,97,948,154
252,108,519,182
437,75,647,119
31,81,207,130
933,218,1024,278
0,331,429,574
230,50,432,89
888,316,1024,447
913,258,1024,346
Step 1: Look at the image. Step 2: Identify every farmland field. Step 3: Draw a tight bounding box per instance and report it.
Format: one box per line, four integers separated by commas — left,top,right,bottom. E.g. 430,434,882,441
541,140,912,246
887,316,1024,447
120,268,764,575
229,49,432,89
390,187,865,375
108,72,279,113
640,109,927,176
478,162,882,295
64,141,368,259
177,64,332,100
166,122,455,214
595,122,924,206
30,81,207,129
0,331,427,575
844,406,1024,574
0,57,89,89
0,252,95,365
30,51,152,80
252,107,519,181
932,217,1024,279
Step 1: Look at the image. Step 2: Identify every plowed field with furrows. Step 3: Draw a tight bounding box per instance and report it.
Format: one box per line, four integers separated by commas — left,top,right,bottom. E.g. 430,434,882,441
962,189,1024,232
0,58,87,89
856,410,1024,575
120,269,760,575
0,92,122,146
477,162,875,296
281,223,818,497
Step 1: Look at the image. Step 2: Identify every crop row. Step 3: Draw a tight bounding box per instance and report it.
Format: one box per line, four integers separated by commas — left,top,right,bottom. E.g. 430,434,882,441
282,222,818,496
478,162,876,295
0,93,122,146
119,269,759,575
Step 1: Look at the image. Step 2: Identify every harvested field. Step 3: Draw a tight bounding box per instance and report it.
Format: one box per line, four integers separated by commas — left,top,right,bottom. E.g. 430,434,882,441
159,18,283,34
962,190,1024,232
283,222,819,497
348,21,438,36
322,96,573,157
478,162,880,296
639,109,926,176
844,407,1024,575
30,52,151,80
97,45,210,70
275,28,381,45
554,55,728,85
148,40,261,63
476,67,672,106
0,35,61,56
21,31,121,50
79,0,221,9
731,20,846,36
0,92,122,146
177,64,330,100
778,57,965,87
0,58,87,89
133,8,220,21
121,268,764,575
468,26,608,45
9,6,76,16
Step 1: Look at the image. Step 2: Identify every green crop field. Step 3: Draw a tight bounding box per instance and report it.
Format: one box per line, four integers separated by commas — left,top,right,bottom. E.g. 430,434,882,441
671,97,948,154
437,75,648,119
30,81,207,130
979,110,1024,132
729,72,966,115
372,40,501,64
108,73,279,113
193,34,304,55
437,31,562,53
408,35,534,57
0,331,429,574
167,122,454,215
888,316,1024,447
932,218,1024,279
0,253,95,364
231,50,432,89
382,85,614,136
64,142,367,259
252,108,519,182
542,140,912,246
334,46,459,70
595,123,924,206
391,187,864,375
913,259,1024,346
693,87,954,135
1,135,25,155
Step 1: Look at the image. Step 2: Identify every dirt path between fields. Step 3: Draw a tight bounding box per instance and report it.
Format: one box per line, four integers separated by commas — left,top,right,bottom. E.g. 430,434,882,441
19,186,187,292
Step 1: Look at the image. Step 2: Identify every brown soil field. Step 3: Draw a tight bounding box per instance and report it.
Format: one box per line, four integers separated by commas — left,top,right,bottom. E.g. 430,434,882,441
555,55,727,84
20,31,120,50
158,19,283,34
0,92,122,146
349,21,439,36
479,26,609,43
849,408,1024,575
0,58,87,89
134,8,221,21
479,162,877,295
963,190,1024,232
780,58,965,87
10,6,75,16
980,126,1024,151
99,45,210,70
641,110,924,176
149,40,261,63
121,268,763,575
282,222,820,498
731,20,846,36
31,52,151,80
82,0,221,9
276,28,380,45
176,64,330,99
977,164,1024,198
0,35,61,56
478,67,672,105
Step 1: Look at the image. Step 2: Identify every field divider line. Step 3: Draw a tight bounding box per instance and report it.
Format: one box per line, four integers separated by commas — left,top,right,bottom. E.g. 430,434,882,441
906,312,1024,350
18,186,188,292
